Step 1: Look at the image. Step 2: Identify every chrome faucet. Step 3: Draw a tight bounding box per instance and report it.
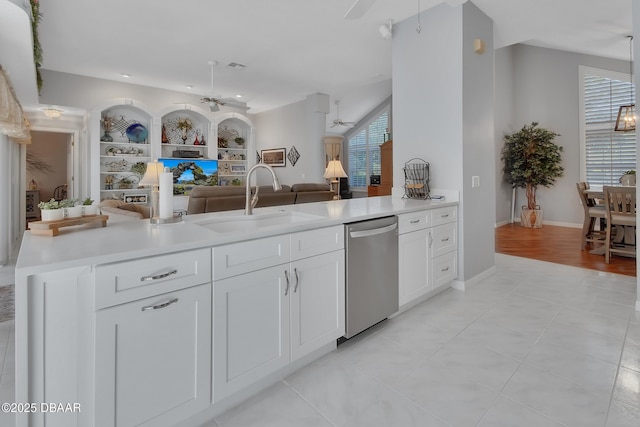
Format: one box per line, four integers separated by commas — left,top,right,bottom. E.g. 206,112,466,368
245,163,282,215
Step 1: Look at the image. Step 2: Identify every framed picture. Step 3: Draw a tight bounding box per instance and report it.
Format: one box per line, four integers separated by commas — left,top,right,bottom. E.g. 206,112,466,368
231,164,246,173
124,194,148,204
261,148,287,167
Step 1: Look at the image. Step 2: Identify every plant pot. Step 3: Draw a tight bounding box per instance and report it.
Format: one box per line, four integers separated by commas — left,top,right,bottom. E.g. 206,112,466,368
41,209,64,222
521,207,543,228
620,174,636,186
82,205,98,216
65,206,83,218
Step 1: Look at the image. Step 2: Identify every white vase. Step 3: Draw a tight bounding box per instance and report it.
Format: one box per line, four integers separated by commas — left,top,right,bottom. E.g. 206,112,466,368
65,206,83,218
41,209,64,222
82,205,98,216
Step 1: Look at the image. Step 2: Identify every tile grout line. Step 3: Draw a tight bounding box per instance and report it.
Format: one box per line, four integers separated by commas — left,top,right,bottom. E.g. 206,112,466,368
603,315,632,426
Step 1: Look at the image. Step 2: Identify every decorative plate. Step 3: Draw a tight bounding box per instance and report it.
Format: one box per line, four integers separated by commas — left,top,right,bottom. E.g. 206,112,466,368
125,123,148,143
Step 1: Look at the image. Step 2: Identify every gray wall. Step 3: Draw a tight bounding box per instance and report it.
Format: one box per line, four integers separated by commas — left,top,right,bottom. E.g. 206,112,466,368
393,2,494,283
494,44,629,226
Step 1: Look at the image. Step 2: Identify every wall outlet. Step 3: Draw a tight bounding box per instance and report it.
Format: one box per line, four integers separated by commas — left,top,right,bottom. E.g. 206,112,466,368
472,176,480,188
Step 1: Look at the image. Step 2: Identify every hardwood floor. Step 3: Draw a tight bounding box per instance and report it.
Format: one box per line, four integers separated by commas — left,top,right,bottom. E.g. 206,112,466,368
495,223,636,277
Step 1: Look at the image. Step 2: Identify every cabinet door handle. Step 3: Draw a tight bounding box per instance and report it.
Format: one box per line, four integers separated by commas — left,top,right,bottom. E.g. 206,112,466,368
141,298,178,311
410,219,421,224
441,237,450,242
441,266,450,272
284,270,290,296
140,269,178,282
428,232,433,248
293,268,300,293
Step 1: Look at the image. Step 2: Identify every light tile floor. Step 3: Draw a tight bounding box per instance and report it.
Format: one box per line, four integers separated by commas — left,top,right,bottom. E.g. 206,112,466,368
0,254,638,427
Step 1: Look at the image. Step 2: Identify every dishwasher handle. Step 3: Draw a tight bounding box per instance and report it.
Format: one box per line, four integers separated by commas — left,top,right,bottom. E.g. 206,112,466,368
349,223,397,239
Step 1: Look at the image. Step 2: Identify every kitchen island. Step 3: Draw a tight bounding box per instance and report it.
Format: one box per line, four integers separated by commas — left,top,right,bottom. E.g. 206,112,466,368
15,194,458,427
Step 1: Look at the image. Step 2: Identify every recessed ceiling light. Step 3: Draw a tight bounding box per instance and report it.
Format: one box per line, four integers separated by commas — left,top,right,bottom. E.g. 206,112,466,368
186,85,194,89
120,73,131,78
235,94,243,98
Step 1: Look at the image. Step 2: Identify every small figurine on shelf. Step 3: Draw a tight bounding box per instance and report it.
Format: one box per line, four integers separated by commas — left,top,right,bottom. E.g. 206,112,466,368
161,124,169,144
200,133,206,146
177,118,193,144
100,115,115,142
105,175,114,190
193,131,200,146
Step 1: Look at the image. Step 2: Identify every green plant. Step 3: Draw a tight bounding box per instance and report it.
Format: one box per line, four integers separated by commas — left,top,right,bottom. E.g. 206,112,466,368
130,162,147,178
82,197,94,206
31,0,43,93
37,199,59,210
501,122,564,210
623,170,636,175
59,198,77,208
234,137,245,146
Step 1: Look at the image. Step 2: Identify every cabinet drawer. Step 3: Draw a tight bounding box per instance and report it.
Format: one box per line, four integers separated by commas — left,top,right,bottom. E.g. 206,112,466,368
213,234,290,280
432,250,457,289
398,210,431,234
291,226,344,261
432,222,457,257
95,248,211,309
432,206,457,226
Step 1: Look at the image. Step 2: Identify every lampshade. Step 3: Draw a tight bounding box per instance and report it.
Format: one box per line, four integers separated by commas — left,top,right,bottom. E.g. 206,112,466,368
323,160,348,179
139,161,164,186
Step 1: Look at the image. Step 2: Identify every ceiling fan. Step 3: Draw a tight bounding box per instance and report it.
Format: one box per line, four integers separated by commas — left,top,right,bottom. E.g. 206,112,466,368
201,60,225,112
330,101,355,128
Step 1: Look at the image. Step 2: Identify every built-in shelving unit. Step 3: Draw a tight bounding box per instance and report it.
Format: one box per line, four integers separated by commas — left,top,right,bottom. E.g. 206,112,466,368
217,117,250,187
92,101,154,202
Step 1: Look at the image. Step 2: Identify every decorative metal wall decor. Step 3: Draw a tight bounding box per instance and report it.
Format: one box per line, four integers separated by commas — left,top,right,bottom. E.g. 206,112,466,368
288,145,300,166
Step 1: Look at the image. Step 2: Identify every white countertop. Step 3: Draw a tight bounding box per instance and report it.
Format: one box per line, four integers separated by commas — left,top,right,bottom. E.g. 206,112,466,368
16,194,458,275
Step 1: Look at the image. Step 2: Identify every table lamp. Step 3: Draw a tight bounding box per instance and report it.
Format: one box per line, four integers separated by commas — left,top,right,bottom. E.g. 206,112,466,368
139,160,164,221
323,159,348,200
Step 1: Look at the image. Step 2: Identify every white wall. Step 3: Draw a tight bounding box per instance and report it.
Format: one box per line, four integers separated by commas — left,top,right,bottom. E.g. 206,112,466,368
494,44,629,226
393,2,494,282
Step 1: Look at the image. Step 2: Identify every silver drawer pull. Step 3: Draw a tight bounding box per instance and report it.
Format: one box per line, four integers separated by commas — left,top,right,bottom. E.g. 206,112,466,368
440,214,449,218
141,298,178,311
410,219,421,224
441,267,450,272
140,269,178,282
441,237,450,242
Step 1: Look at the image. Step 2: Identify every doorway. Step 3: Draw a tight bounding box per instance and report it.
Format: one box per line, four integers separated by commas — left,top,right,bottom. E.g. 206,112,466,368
25,130,74,222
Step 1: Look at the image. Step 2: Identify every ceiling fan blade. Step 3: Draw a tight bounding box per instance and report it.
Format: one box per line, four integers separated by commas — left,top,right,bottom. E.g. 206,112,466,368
344,0,377,19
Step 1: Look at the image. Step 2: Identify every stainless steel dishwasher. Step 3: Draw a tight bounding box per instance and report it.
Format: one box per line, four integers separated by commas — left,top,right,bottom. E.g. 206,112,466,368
343,215,399,339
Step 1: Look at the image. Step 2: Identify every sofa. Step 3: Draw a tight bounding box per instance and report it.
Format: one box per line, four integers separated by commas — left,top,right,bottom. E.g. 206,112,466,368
186,183,334,215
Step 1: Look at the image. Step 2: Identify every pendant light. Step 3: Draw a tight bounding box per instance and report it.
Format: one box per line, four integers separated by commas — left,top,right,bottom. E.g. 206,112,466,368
615,36,635,132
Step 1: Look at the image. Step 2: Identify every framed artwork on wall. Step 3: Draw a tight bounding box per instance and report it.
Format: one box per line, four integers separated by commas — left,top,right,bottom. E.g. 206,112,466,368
124,194,148,204
261,148,287,167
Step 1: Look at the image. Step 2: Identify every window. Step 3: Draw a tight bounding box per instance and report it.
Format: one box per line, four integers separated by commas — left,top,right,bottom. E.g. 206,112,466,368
346,109,389,189
580,66,636,186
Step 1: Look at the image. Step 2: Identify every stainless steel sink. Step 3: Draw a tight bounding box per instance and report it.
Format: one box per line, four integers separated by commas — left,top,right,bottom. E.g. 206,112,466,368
195,211,324,233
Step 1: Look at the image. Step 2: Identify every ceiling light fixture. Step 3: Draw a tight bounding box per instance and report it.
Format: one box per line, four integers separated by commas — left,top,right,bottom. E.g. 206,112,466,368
378,19,392,40
43,108,62,119
120,73,131,78
615,35,635,132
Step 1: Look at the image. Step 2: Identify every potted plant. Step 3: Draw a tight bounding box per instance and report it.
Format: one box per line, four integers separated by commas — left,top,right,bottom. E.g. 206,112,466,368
60,198,82,218
81,197,98,216
38,198,63,221
501,122,564,228
620,170,636,186
234,137,245,146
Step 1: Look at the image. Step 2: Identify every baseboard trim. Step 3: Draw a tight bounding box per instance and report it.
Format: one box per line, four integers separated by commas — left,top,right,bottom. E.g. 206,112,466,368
451,265,497,291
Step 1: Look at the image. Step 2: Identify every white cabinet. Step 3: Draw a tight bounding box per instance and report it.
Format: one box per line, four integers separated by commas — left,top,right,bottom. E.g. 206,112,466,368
93,249,212,427
398,206,458,307
95,284,211,427
213,265,290,399
213,226,345,401
398,227,432,306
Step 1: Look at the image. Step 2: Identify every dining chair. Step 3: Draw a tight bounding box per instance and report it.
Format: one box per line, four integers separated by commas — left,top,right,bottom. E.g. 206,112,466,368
576,182,606,250
603,186,636,263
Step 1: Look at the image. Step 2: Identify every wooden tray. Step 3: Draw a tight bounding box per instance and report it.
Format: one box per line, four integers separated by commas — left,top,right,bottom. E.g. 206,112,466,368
28,215,109,236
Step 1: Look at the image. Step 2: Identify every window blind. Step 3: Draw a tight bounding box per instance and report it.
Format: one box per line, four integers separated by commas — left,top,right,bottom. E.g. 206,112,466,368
583,73,636,185
347,110,388,189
